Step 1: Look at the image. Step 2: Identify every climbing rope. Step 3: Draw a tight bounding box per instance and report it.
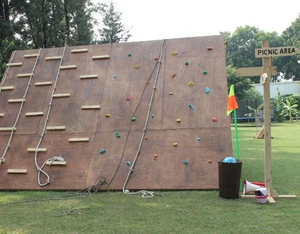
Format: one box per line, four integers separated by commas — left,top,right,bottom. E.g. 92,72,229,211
122,39,165,198
34,46,67,186
0,49,42,165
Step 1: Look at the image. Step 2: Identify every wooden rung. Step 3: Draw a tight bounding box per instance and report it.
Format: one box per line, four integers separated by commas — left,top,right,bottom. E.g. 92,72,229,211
8,99,26,103
79,74,98,79
53,93,71,98
0,113,4,117
71,48,88,53
81,105,101,110
26,112,44,117
27,148,47,152
47,126,66,131
7,169,27,174
60,65,77,70
69,138,89,142
24,54,39,58
0,127,16,131
92,55,110,60
46,160,67,166
17,73,33,78
7,63,22,67
46,56,62,60
35,81,53,86
1,86,14,91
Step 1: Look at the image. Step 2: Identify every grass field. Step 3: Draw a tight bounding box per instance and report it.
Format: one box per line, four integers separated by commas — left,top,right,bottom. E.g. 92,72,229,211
0,122,299,234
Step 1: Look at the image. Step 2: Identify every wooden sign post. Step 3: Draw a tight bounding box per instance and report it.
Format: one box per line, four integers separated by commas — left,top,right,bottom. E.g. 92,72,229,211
238,41,297,203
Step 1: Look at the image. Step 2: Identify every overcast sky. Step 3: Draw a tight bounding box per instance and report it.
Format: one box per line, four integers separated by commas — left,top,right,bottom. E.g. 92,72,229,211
94,0,300,42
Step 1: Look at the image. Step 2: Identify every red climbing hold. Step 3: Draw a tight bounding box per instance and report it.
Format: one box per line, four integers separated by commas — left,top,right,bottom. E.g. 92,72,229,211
208,160,212,163
153,155,158,160
212,117,217,122
207,47,213,50
126,97,130,101
147,81,151,85
154,57,159,60
144,136,148,140
172,73,176,78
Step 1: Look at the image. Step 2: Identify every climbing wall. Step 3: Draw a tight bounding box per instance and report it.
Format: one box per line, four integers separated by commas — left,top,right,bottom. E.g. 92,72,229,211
0,35,232,190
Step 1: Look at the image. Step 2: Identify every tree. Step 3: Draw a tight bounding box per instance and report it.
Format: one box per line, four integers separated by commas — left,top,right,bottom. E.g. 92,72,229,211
0,0,13,41
97,2,131,44
0,38,14,80
281,98,299,123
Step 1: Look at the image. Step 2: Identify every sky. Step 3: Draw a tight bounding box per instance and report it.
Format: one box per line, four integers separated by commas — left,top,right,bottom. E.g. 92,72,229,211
94,0,300,42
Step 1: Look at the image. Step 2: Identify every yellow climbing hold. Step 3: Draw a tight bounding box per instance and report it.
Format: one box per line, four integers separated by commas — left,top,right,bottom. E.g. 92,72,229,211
172,51,178,55
176,119,181,123
135,64,140,68
173,143,178,147
188,82,194,86
169,92,173,95
105,114,111,117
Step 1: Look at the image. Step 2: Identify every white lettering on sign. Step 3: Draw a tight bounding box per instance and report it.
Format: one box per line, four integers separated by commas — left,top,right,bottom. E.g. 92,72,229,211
255,46,298,58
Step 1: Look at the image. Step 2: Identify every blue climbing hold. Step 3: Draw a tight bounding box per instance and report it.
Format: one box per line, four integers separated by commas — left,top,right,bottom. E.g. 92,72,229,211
222,157,237,163
126,161,131,166
183,160,189,165
189,103,194,110
113,74,117,78
196,137,201,142
205,87,210,94
99,149,106,154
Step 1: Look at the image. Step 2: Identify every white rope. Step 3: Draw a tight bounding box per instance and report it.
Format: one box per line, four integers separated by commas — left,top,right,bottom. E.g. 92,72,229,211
34,46,67,186
123,39,165,198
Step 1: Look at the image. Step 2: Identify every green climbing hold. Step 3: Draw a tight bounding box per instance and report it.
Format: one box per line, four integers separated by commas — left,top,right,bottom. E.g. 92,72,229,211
99,149,106,154
203,70,208,75
115,132,121,138
183,160,189,165
128,53,132,57
151,114,155,118
131,117,136,122
185,62,189,65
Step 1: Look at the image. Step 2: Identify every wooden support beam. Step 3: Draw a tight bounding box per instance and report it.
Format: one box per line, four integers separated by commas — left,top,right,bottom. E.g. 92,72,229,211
92,55,110,60
46,160,67,166
1,86,14,91
7,169,27,174
8,99,26,103
35,81,53,86
26,112,44,117
0,113,4,117
46,56,62,61
71,48,88,53
69,138,89,142
60,65,77,70
17,73,33,78
27,148,47,152
53,93,71,98
236,66,277,76
24,54,39,58
79,74,98,79
46,126,66,131
81,105,101,110
0,127,16,131
7,63,22,67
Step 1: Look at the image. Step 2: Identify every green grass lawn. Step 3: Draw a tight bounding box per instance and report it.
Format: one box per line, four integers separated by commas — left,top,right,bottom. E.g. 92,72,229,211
0,122,299,234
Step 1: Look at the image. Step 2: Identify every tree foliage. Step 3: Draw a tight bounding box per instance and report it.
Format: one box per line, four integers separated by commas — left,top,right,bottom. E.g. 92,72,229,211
0,38,14,79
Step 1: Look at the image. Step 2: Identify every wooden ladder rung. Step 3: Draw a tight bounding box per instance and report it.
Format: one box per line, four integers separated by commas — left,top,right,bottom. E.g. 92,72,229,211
79,74,98,79
69,138,89,142
0,127,16,131
46,126,66,131
53,93,70,98
92,55,110,60
17,73,33,78
46,160,67,166
81,105,100,110
7,63,22,67
27,148,47,152
24,54,39,58
71,48,88,53
1,86,14,91
35,81,53,86
0,113,4,117
46,56,62,60
60,65,77,70
26,112,44,117
7,169,27,174
8,99,26,103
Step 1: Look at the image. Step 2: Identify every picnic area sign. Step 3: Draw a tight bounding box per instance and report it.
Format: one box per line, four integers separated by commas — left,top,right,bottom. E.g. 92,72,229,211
255,46,299,58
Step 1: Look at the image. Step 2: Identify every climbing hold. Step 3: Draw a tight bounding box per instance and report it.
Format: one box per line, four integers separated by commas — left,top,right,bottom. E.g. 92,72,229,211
126,161,131,166
212,117,217,122
189,103,194,110
144,136,148,140
196,137,201,142
207,47,213,50
169,92,173,95
99,149,106,154
176,118,181,123
185,62,189,66
171,73,176,78
147,81,151,85
128,53,132,57
183,160,188,165
203,70,208,75
154,57,159,60
205,87,210,94
131,117,136,122
153,155,158,160
172,51,178,55
115,132,121,138
173,143,178,147
126,97,130,101
105,114,111,118
151,114,155,118
113,74,117,78
135,65,140,69
188,82,194,86
208,160,212,163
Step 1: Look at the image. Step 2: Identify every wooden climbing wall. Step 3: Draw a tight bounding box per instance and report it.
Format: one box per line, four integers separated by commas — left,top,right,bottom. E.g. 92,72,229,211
0,35,232,190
